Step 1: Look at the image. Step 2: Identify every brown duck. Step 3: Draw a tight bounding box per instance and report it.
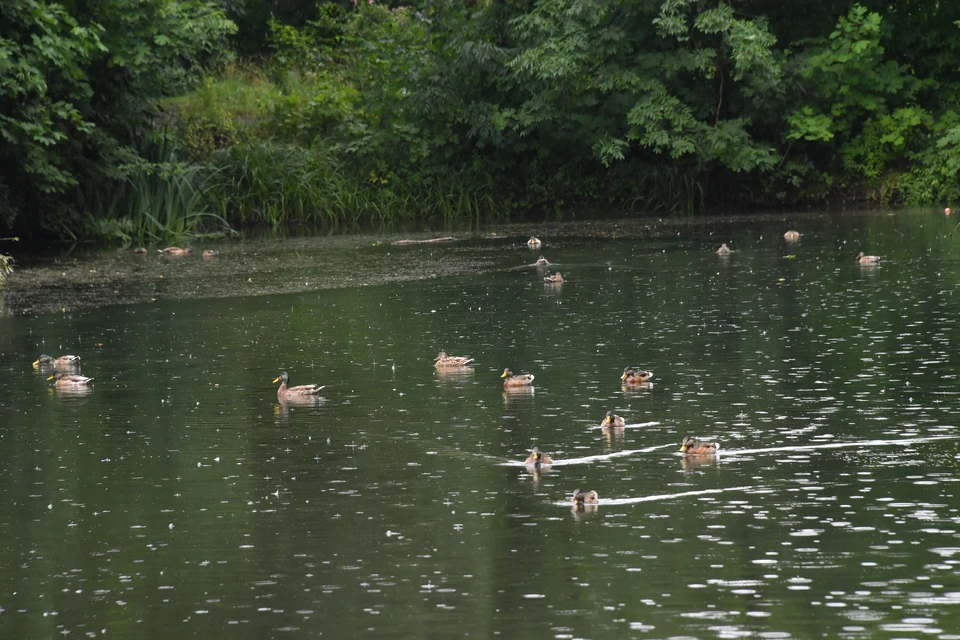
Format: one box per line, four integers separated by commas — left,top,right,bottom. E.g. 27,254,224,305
679,436,719,455
273,371,325,400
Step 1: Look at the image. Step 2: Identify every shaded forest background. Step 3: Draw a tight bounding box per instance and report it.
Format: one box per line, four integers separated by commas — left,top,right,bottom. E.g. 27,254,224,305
3,0,960,246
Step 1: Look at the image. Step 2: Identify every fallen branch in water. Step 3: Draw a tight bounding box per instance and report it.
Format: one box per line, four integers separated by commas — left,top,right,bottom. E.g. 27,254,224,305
391,237,457,246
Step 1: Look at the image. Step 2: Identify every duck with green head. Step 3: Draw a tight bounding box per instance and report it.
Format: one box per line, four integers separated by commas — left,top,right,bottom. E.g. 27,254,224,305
273,371,325,400
601,410,625,429
33,354,81,370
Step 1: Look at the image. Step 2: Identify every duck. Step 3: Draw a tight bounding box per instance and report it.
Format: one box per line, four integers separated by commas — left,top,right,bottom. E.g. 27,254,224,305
856,252,880,264
202,249,220,258
544,272,563,283
716,243,732,255
621,367,653,385
784,230,800,242
47,372,94,388
527,237,542,248
133,247,148,254
571,489,599,504
601,410,625,429
33,354,81,369
273,371,325,400
679,436,720,455
501,368,535,388
434,351,475,368
524,447,553,467
159,247,191,256
535,255,550,266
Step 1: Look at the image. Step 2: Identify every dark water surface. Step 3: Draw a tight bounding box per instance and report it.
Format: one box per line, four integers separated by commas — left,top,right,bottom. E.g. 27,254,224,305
2,211,960,638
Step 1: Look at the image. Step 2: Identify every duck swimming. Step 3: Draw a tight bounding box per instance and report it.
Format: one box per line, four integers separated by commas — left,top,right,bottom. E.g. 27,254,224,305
601,410,624,429
620,367,652,385
33,354,81,369
273,371,325,400
501,368,535,388
679,436,719,455
47,372,94,388
434,351,475,367
571,489,599,504
524,447,553,467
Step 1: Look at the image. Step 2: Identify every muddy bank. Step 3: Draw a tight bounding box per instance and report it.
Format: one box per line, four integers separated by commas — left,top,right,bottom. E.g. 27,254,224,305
0,212,842,316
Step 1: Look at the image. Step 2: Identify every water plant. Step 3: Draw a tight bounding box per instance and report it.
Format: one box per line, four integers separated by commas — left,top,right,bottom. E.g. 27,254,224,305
83,137,233,243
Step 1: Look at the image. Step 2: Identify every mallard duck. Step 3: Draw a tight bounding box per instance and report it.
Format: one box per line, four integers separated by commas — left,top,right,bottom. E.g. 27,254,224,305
47,372,94,388
527,236,542,248
601,410,625,429
159,247,191,256
716,243,732,255
856,252,880,264
524,447,553,467
133,247,147,254
502,368,535,388
273,371,325,400
535,255,550,266
544,272,563,283
784,230,801,242
33,354,81,369
621,367,652,384
202,249,220,258
434,351,475,368
679,436,720,455
571,489,599,504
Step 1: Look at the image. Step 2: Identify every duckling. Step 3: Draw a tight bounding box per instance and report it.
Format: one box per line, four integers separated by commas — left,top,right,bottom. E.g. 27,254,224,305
571,489,599,504
535,255,550,266
784,230,800,242
434,351,475,368
33,354,81,370
159,247,192,256
716,243,732,255
501,368,535,388
679,436,720,455
524,447,553,467
47,371,94,388
856,252,881,264
527,237,542,248
202,250,220,258
543,272,563,283
620,367,653,385
273,371,325,400
601,410,625,429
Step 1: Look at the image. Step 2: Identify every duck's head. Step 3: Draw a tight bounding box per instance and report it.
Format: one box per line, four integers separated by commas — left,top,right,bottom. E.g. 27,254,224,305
501,368,513,379
273,371,289,385
620,367,634,381
604,410,616,425
679,436,695,453
33,354,53,366
46,372,63,381
434,352,448,361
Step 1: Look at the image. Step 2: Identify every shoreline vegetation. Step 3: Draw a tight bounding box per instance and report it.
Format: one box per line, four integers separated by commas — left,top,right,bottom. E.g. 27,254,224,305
3,0,960,266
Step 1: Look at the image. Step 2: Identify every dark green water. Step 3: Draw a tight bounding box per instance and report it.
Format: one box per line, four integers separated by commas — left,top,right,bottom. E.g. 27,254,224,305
2,212,960,638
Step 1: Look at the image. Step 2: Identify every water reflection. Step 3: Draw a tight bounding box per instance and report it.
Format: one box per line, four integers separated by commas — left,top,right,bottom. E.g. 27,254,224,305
3,212,960,638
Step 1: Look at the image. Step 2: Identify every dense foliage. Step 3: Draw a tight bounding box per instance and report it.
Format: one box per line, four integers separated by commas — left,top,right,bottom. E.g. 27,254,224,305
3,0,960,243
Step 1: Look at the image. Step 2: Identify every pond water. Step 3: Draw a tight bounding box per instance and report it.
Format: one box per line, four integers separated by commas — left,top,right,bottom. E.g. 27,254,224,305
2,211,960,638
